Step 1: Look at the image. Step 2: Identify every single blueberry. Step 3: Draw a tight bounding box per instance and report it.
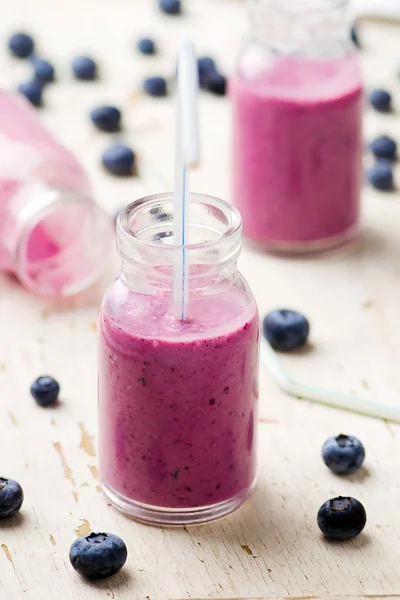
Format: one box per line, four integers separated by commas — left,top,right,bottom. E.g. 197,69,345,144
197,56,216,86
367,162,394,191
137,38,156,55
350,24,361,48
369,89,392,112
72,56,97,81
102,144,135,176
31,58,55,84
370,135,397,160
322,434,365,475
204,71,227,96
8,32,34,58
17,81,43,107
159,0,181,15
30,376,60,406
263,309,310,351
69,532,127,579
317,496,366,540
0,478,23,518
90,106,121,132
143,76,167,97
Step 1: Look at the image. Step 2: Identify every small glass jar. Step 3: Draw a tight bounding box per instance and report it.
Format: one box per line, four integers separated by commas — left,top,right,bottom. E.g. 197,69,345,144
0,92,113,296
231,0,364,254
98,192,260,525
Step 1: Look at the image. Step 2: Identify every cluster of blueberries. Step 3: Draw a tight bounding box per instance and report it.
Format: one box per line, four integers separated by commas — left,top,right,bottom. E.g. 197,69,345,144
263,309,367,541
367,91,397,192
7,0,226,179
352,24,398,192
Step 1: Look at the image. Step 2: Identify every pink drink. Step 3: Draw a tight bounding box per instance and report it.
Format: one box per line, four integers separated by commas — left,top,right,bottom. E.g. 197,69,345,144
98,193,260,524
99,287,259,511
231,55,363,251
0,92,113,295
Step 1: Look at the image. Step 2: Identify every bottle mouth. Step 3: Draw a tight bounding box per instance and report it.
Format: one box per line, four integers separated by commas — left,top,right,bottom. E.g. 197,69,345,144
117,192,242,257
15,190,114,297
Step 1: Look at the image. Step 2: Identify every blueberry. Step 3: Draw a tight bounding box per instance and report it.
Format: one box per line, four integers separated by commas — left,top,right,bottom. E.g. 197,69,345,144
102,144,135,176
263,309,310,351
350,24,361,48
197,56,216,86
369,89,392,112
370,135,397,160
72,56,97,80
31,58,55,84
8,32,34,58
204,71,227,96
317,496,366,540
0,478,23,518
159,0,181,15
69,532,127,579
30,376,60,406
322,434,365,474
143,76,167,97
137,38,156,55
90,106,121,132
17,81,43,107
367,161,394,191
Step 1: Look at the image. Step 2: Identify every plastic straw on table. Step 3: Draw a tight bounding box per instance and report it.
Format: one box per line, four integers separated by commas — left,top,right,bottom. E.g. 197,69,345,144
173,39,199,321
261,340,400,424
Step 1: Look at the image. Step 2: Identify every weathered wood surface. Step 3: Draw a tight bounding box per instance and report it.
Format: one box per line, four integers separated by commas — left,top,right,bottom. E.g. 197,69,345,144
1,1,400,598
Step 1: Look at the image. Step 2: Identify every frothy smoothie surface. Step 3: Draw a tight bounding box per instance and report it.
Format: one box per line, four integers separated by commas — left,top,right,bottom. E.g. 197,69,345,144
231,55,363,246
99,284,259,509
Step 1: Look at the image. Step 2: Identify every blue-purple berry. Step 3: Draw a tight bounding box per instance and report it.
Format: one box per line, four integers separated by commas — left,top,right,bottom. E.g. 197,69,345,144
159,0,181,15
143,76,167,97
72,56,97,80
137,38,156,55
8,32,34,58
367,162,394,191
370,136,397,160
322,434,365,475
0,478,24,518
369,89,392,112
263,309,310,351
102,144,135,176
18,81,43,107
31,376,60,406
70,533,127,579
90,106,121,132
318,497,366,540
31,58,55,84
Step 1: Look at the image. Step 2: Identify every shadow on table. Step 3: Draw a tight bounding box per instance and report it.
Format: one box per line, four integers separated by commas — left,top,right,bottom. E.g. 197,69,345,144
79,567,134,594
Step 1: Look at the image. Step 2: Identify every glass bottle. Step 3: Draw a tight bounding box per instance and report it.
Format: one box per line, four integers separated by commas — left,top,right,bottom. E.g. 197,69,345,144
98,192,260,525
0,92,113,296
231,0,364,254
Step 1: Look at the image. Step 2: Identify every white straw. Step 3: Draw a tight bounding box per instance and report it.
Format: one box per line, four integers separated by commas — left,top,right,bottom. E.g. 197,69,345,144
173,39,199,321
261,340,400,423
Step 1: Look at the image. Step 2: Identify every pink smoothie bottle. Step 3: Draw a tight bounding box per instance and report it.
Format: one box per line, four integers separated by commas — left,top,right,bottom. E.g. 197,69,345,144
98,192,260,525
0,92,113,296
231,0,364,254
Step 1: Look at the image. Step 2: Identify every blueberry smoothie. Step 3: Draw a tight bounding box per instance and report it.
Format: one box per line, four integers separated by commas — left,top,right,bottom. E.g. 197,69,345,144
98,283,259,512
231,55,363,250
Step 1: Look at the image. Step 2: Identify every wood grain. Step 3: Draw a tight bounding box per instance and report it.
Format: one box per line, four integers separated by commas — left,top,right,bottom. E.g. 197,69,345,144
1,1,400,599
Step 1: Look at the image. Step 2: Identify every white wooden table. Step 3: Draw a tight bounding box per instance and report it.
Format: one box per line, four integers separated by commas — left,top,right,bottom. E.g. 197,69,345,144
1,1,400,598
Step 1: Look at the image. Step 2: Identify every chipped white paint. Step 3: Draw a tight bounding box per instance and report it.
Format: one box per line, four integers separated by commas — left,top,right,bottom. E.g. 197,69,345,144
0,1,400,599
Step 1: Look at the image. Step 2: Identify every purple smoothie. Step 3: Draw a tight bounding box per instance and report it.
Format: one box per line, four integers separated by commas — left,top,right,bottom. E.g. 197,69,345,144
231,55,363,249
98,283,259,510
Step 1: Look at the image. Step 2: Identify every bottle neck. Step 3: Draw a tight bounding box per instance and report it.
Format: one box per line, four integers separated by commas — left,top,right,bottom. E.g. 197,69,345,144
248,0,351,55
11,187,114,296
117,193,242,295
